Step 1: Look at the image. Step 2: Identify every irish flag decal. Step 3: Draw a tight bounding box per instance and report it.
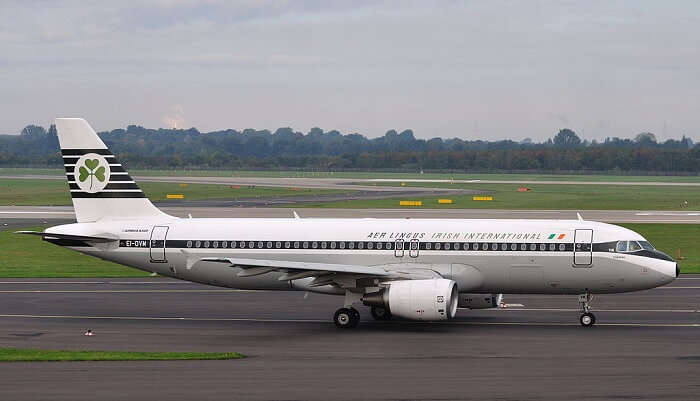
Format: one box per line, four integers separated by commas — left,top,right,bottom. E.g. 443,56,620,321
548,233,566,240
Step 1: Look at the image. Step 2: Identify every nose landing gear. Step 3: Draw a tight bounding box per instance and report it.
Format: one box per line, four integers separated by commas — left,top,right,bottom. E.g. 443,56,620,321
578,293,596,327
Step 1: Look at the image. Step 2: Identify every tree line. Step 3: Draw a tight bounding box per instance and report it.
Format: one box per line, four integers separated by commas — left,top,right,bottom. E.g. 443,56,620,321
0,124,698,173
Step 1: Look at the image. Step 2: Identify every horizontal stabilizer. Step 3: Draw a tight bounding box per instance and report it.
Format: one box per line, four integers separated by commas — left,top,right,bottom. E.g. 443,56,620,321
15,231,118,243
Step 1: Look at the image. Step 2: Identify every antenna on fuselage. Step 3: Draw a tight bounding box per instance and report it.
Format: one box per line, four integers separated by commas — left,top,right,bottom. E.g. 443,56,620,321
577,212,584,221
293,211,301,219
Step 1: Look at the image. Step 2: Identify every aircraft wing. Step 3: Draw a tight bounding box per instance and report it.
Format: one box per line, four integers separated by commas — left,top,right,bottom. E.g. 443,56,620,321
186,255,438,288
199,257,392,277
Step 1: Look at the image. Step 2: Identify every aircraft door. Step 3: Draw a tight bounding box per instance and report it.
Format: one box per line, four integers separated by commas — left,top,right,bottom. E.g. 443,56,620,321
394,239,404,257
409,239,419,258
573,229,593,266
150,226,169,263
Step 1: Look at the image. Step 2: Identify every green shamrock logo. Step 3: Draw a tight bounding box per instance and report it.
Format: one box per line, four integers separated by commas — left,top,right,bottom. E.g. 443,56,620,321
78,158,106,190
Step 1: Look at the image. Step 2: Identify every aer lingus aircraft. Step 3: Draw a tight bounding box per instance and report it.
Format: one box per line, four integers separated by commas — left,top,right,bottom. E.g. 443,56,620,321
19,118,679,328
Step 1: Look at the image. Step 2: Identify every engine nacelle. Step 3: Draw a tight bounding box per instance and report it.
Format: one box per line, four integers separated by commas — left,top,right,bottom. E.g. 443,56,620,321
362,279,458,321
458,293,503,309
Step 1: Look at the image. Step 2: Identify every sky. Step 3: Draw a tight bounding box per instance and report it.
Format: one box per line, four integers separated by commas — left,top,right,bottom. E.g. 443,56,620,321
1,0,698,141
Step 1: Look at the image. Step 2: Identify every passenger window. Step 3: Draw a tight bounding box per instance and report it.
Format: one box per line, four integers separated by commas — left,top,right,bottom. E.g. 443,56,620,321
213,241,218,248
348,242,354,249
258,241,264,249
491,243,498,251
377,242,383,250
368,242,374,249
187,241,192,248
312,242,318,249
426,243,432,250
530,243,536,251
339,242,345,249
434,243,440,250
293,241,299,249
558,243,565,251
501,243,507,251
204,241,210,248
520,243,527,251
222,241,227,248
321,242,327,249
549,243,555,251
285,241,290,248
303,242,309,249
275,241,281,249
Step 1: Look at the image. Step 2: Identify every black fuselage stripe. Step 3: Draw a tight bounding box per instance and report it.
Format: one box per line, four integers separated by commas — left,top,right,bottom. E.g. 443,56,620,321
118,239,579,252
61,149,113,156
71,192,146,198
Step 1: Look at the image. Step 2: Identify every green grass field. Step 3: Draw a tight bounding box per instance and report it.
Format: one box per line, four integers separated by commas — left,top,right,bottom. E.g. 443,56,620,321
301,182,700,210
0,178,349,206
1,224,697,276
0,227,148,277
2,167,699,183
0,348,243,362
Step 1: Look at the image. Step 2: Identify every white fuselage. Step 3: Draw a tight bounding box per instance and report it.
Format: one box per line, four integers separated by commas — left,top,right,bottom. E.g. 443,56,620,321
46,217,677,295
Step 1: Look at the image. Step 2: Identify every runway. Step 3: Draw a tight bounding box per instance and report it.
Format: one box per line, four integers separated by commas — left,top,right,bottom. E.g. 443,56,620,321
0,277,699,400
2,205,700,223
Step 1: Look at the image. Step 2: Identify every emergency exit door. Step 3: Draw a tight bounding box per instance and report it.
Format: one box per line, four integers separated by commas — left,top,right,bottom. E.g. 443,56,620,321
150,226,169,263
573,229,593,266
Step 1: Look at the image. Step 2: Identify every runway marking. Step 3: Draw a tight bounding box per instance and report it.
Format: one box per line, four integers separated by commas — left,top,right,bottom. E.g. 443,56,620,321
0,211,74,214
0,313,697,328
0,281,201,284
0,289,261,293
498,308,700,313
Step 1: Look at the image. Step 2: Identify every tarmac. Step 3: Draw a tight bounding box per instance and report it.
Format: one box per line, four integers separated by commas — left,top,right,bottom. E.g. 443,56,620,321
0,277,699,400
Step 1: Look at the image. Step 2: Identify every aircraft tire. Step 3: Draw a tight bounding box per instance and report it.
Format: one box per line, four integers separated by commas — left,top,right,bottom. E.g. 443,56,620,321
334,307,360,328
580,312,596,327
371,306,392,321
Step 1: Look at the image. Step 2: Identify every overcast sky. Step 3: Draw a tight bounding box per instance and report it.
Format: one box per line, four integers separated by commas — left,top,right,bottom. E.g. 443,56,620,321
1,0,698,141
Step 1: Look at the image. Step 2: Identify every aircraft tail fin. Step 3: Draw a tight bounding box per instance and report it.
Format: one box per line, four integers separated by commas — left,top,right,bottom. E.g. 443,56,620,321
55,118,169,222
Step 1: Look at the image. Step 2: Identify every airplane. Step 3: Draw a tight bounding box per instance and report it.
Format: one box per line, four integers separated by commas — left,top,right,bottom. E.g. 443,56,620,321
18,118,679,329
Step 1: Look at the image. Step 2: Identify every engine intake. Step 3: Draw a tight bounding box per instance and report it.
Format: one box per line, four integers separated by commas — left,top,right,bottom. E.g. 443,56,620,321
362,279,458,321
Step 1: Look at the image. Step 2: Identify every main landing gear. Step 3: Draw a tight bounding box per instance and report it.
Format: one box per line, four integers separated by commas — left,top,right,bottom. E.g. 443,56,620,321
578,293,596,327
333,307,360,328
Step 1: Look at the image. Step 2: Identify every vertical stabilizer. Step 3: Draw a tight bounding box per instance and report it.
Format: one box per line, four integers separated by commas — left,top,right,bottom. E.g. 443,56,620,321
55,118,169,222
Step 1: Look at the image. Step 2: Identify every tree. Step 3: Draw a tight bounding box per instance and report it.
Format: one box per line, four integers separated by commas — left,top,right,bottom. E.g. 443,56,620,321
634,132,657,146
553,129,581,148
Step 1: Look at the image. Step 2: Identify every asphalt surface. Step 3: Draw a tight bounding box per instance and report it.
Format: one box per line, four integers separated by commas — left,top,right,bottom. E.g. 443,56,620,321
2,206,700,223
0,277,699,400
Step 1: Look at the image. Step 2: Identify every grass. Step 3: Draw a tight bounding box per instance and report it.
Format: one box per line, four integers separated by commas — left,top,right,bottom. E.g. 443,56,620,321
0,348,243,362
300,182,700,210
2,167,699,183
0,227,148,277
0,178,349,206
1,224,697,277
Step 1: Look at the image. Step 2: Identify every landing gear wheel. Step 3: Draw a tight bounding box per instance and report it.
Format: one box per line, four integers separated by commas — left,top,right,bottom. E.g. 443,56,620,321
334,307,360,329
580,312,596,327
370,306,392,321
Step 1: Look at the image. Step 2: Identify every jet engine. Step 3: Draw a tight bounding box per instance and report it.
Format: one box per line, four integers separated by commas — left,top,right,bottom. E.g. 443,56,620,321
362,279,458,320
458,293,503,309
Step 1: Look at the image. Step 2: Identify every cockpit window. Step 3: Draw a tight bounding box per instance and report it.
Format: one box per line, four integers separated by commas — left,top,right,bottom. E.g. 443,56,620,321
638,241,654,251
628,241,642,252
616,240,652,253
616,241,628,253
